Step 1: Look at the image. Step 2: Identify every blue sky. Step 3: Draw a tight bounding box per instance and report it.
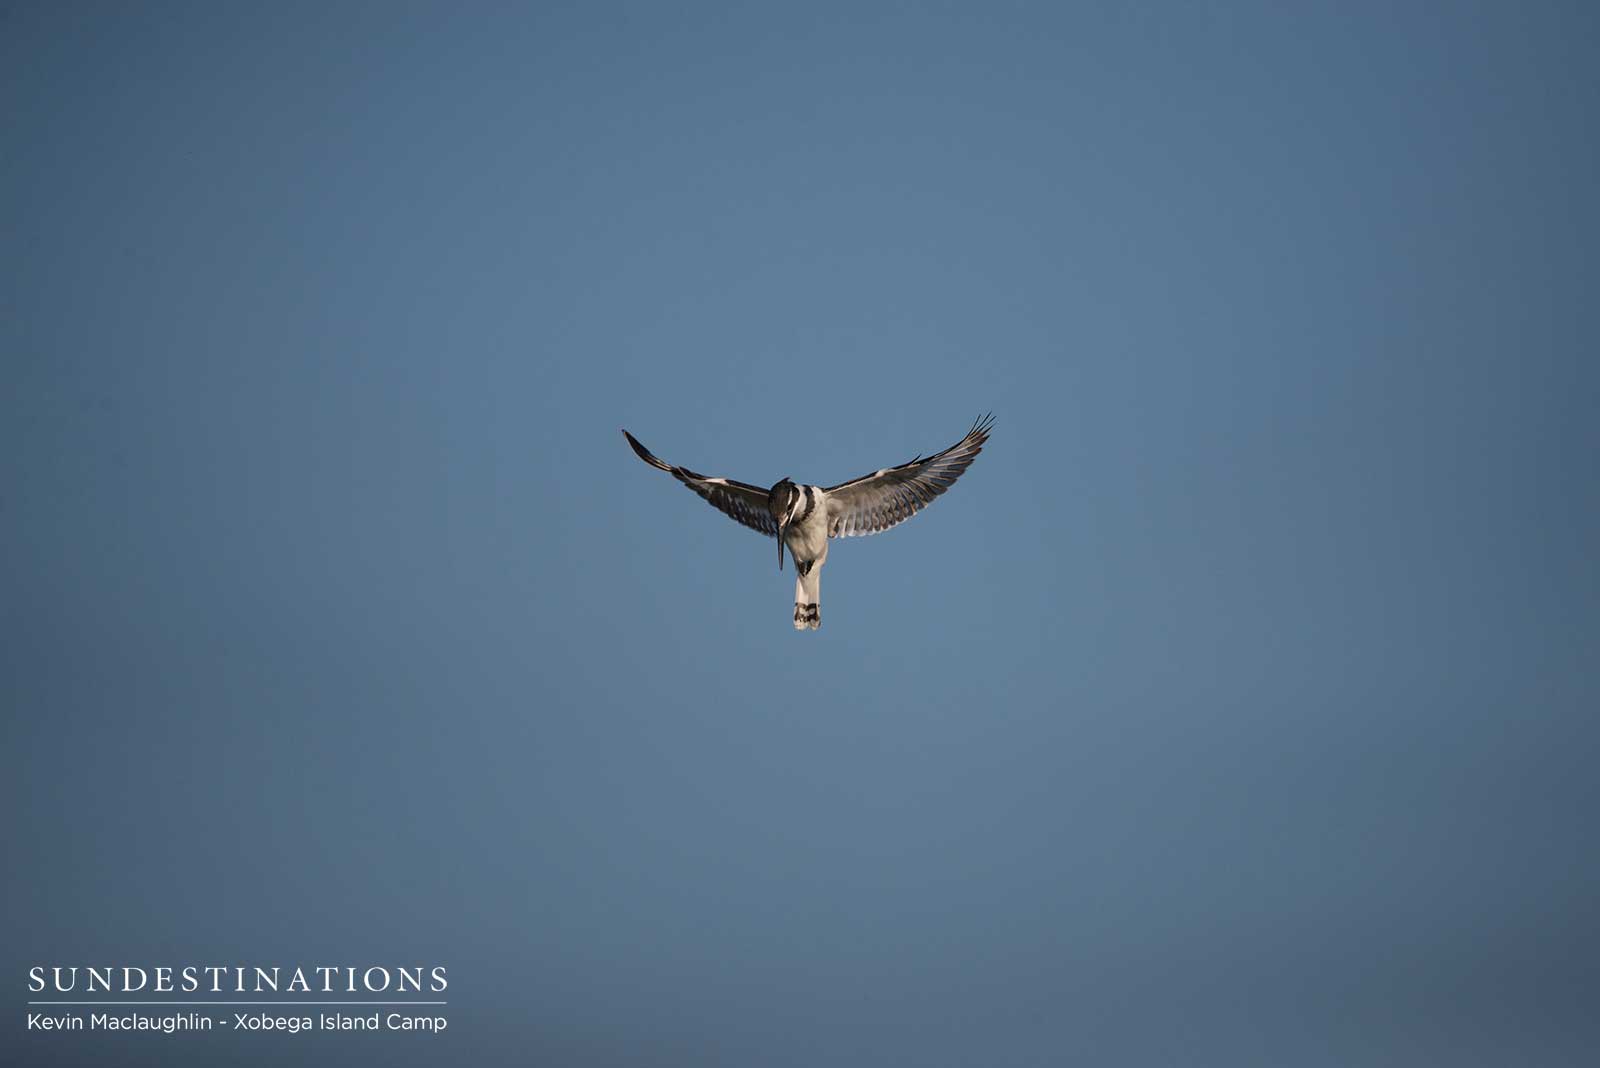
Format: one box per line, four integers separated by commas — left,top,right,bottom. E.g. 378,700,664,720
4,3,1597,1065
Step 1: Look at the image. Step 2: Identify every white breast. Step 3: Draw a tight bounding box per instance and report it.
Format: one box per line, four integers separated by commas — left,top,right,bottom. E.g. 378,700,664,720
784,487,831,562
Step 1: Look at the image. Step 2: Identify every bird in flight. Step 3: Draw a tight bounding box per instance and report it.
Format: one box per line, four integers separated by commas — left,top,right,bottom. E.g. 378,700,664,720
622,414,994,630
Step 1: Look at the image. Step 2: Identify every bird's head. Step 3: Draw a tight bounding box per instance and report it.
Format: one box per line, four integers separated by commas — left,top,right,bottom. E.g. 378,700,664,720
768,478,799,570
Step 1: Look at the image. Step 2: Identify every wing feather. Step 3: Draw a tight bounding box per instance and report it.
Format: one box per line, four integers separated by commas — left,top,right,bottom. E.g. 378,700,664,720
825,414,994,538
622,430,777,538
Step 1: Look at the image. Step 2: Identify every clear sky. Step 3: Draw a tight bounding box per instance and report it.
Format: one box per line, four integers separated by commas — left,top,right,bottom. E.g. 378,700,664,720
4,3,1597,1065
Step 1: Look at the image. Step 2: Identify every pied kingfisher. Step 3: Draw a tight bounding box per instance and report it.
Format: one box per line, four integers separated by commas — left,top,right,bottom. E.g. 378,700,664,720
622,414,994,630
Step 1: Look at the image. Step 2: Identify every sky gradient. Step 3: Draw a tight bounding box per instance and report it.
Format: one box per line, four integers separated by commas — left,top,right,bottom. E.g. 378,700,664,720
4,3,1597,1065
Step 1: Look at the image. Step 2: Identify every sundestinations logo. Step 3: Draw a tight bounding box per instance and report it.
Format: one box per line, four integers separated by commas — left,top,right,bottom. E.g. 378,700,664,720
25,964,450,1038
29,964,448,995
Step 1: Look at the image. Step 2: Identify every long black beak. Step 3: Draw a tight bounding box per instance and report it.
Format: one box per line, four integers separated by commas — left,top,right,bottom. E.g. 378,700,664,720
777,522,787,571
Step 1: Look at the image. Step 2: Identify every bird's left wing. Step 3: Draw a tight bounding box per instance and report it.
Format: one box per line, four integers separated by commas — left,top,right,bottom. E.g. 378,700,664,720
825,414,994,538
623,430,778,538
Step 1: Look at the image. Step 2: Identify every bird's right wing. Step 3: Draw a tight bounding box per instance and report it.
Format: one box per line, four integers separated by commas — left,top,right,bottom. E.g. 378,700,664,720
622,430,778,538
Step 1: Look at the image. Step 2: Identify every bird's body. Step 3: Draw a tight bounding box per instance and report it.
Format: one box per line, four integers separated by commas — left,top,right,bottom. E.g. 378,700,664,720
776,483,831,628
623,415,993,631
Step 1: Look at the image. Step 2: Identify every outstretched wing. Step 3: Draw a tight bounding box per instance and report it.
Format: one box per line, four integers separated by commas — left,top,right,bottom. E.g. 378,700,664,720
622,430,777,538
825,414,994,538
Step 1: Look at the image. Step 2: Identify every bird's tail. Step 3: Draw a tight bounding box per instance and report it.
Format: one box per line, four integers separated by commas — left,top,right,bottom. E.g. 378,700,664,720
793,569,820,631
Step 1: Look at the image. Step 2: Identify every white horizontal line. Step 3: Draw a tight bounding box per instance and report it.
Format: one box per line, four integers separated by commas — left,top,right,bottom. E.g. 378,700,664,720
27,1001,447,1006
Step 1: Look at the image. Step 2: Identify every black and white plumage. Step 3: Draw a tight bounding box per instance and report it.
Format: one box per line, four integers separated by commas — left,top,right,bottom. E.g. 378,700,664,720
622,415,994,630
